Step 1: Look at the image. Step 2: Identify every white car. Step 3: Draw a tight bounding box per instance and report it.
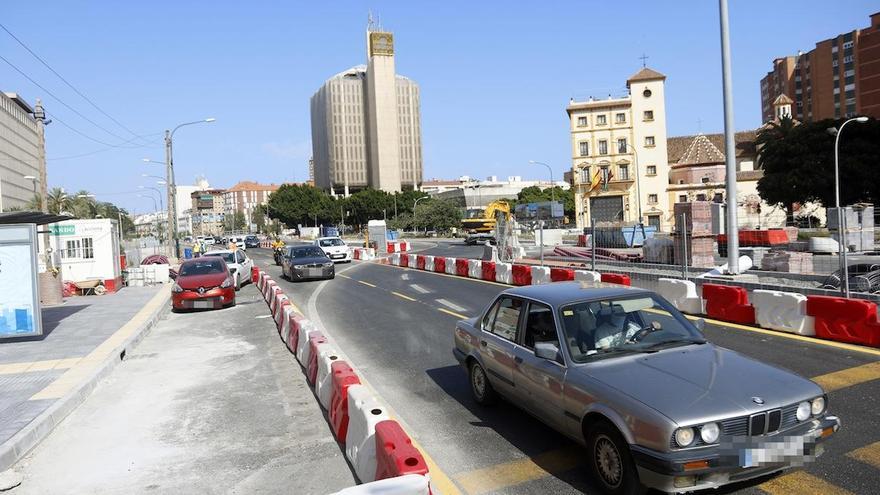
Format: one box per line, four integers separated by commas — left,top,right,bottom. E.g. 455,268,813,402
314,236,351,263
202,249,253,290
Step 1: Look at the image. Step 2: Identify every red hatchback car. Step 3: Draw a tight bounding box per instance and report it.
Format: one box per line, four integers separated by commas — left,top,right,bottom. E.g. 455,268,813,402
172,257,236,311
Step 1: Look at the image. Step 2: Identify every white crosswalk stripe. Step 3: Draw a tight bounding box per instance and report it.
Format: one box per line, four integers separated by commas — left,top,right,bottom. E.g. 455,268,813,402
436,298,467,312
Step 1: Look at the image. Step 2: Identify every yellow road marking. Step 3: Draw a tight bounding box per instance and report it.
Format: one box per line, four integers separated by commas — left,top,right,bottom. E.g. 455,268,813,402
438,308,467,319
30,285,171,401
392,291,416,302
847,440,880,469
358,280,376,288
811,361,880,392
0,358,83,375
759,470,854,495
455,446,582,494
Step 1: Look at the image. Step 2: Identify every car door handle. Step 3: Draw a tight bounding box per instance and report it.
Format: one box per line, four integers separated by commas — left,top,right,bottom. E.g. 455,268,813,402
514,356,523,364
480,340,488,347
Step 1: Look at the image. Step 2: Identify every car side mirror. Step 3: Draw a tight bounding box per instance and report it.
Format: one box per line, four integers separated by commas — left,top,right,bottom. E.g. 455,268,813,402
694,318,706,332
534,342,561,362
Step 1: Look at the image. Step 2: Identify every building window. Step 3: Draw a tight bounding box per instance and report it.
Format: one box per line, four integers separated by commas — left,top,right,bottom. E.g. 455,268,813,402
577,116,587,127
615,113,626,124
618,165,629,180
844,55,853,64
645,136,655,147
832,60,839,68
646,165,657,176
648,194,658,204
678,195,687,203
579,167,590,184
598,140,608,155
579,142,590,156
617,138,627,153
843,41,853,49
596,114,607,125
696,193,707,201
643,110,654,121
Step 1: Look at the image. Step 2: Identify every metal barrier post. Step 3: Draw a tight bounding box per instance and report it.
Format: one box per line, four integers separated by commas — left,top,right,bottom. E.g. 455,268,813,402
591,217,596,272
681,213,688,280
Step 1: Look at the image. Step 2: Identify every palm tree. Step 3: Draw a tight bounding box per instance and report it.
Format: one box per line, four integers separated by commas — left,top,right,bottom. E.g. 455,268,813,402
25,193,42,211
71,190,97,218
46,187,72,215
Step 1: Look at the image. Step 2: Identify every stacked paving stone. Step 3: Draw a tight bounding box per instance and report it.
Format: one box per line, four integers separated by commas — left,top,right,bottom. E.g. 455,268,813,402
673,202,716,268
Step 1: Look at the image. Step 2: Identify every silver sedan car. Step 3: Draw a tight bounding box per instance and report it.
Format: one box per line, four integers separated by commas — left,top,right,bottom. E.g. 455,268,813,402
453,282,840,494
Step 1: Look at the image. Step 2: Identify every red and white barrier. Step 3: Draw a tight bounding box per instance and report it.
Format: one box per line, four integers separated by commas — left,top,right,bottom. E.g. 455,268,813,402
296,325,320,365
330,361,361,442
390,253,401,266
530,265,550,285
346,384,392,483
467,259,482,279
407,254,417,268
806,296,880,347
280,306,296,344
495,262,512,284
423,255,434,272
657,278,703,315
702,284,756,325
600,273,631,286
374,420,429,480
444,257,457,275
289,312,314,354
315,344,341,408
574,269,601,283
330,474,430,495
751,290,815,336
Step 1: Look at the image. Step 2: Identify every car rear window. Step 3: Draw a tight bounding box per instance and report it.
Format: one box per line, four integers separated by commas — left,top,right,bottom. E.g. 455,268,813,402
180,259,226,276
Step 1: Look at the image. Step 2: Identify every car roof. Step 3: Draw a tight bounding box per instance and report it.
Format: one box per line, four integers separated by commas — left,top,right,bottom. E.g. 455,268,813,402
316,236,342,240
181,256,226,266
501,281,652,307
203,249,234,255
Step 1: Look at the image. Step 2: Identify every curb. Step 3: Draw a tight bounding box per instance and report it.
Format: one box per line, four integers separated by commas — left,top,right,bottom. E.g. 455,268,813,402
0,285,172,472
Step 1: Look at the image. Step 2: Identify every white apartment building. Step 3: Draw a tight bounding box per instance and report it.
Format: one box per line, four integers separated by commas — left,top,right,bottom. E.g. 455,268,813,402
0,92,47,211
222,181,279,227
567,68,671,230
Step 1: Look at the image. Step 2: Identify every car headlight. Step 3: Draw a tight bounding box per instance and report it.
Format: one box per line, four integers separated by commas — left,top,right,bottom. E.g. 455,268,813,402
172,283,183,293
674,427,695,447
324,262,333,267
220,277,233,288
700,422,720,444
811,397,826,416
294,264,305,269
796,401,811,421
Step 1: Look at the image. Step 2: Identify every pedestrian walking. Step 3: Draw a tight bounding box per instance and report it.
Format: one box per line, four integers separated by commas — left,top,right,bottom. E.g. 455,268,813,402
193,240,202,258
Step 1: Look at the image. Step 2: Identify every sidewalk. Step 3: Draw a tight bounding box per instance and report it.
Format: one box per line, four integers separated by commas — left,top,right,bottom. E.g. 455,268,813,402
0,285,170,472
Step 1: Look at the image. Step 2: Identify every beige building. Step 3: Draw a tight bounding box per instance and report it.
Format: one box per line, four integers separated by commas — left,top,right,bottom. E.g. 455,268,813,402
223,181,279,228
191,188,225,236
0,92,47,211
567,68,671,230
310,27,422,194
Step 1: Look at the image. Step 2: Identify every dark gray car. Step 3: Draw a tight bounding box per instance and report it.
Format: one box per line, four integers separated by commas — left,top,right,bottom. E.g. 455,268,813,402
281,245,335,281
453,282,840,494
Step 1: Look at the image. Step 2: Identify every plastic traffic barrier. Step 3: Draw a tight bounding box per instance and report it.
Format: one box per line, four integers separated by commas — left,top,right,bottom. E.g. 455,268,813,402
530,265,550,285
512,264,532,286
600,273,631,286
806,296,880,347
330,361,361,442
444,257,457,275
407,254,417,268
400,241,411,252
270,290,288,315
416,255,426,270
433,256,446,273
702,284,756,325
467,259,482,279
330,474,430,495
306,333,328,385
481,261,496,282
550,267,574,282
296,324,320,364
495,262,512,284
400,254,409,267
455,259,469,277
345,384,392,483
257,272,266,291
251,266,260,284
290,313,315,355
423,255,434,272
374,420,429,480
263,279,276,301
280,306,296,345
391,253,401,266
751,289,815,336
315,344,340,409
387,242,397,253
274,299,291,331
574,270,601,283
353,249,361,260
656,278,703,315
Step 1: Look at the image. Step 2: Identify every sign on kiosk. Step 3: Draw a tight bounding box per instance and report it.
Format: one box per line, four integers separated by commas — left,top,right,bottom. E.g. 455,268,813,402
0,224,43,339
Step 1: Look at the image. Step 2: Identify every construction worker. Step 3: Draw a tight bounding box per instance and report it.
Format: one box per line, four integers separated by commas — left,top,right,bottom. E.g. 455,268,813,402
192,239,202,258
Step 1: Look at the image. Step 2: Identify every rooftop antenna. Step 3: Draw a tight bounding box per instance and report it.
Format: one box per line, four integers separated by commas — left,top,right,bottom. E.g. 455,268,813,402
639,53,649,68
368,11,375,31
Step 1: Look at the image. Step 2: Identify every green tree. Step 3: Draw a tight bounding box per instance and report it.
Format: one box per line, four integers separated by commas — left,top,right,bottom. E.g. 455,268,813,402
24,193,42,211
515,186,575,218
412,199,462,233
267,184,335,227
345,189,393,225
253,205,266,233
46,187,72,215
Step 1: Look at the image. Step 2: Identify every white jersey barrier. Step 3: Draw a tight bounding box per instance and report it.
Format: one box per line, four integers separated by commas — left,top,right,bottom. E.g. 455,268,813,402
423,255,434,272
467,259,482,279
280,306,296,345
495,262,513,284
445,257,457,275
296,325,319,365
530,266,551,285
391,253,401,266
315,344,341,409
345,384,392,483
407,254,417,268
331,474,430,495
574,270,601,283
751,289,816,336
657,278,704,315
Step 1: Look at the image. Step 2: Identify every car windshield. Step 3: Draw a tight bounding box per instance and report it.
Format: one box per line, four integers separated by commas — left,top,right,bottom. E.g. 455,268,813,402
179,259,226,276
559,294,705,363
292,246,326,258
319,238,345,247
203,252,235,263
246,236,257,241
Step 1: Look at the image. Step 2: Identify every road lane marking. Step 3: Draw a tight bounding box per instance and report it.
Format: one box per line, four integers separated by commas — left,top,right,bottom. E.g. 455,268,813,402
759,470,853,495
847,440,880,469
437,298,467,312
438,308,467,319
392,291,416,302
337,274,352,279
0,358,82,375
811,361,880,392
411,284,430,294
454,446,582,494
358,280,376,287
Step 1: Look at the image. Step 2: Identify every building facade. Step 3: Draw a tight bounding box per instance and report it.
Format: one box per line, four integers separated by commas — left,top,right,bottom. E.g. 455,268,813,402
190,189,225,236
760,12,880,122
0,92,47,211
432,176,569,217
567,68,671,230
222,181,279,228
310,27,422,194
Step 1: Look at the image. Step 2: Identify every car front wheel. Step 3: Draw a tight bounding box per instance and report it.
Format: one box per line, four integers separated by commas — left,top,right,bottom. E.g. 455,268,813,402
468,361,497,405
586,422,643,495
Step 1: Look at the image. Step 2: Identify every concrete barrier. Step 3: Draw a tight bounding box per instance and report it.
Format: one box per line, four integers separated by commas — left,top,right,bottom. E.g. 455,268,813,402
345,384,392,483
751,289,815,336
574,270,601,283
444,257,457,275
530,265,550,285
423,255,434,272
657,278,704,315
330,474,430,495
495,262,512,284
416,255,426,270
467,259,482,279
512,264,531,285
455,259,469,277
481,261,496,282
315,344,341,409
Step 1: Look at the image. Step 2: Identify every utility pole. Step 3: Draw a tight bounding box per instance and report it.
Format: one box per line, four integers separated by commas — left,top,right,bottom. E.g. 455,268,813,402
718,0,740,274
164,129,175,258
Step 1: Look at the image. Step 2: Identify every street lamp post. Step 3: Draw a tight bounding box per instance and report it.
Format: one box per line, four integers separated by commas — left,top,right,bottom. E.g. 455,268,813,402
827,116,869,298
619,142,643,224
23,175,39,211
414,196,429,234
718,0,741,274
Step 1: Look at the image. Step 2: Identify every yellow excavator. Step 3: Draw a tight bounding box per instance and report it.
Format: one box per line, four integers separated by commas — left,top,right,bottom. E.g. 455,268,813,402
461,200,511,233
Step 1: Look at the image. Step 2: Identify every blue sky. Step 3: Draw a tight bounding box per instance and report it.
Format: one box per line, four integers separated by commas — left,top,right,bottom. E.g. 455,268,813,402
2,1,876,215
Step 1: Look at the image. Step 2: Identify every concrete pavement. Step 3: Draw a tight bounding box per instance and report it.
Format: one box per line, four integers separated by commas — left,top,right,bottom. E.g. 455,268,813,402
10,282,355,494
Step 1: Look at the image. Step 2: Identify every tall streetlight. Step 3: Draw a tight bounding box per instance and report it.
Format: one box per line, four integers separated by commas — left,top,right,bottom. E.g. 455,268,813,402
138,185,164,212
23,175,39,212
138,194,159,238
718,0,741,274
142,173,165,181
414,195,429,234
827,116,869,298
164,118,216,257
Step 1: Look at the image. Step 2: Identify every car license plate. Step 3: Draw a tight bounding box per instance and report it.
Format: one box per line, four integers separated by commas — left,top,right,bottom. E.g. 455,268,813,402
331,254,344,259
741,435,806,467
193,299,215,309
308,268,323,277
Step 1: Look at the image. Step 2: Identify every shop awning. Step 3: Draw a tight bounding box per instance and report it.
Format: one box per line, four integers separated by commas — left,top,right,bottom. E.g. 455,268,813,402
0,211,72,226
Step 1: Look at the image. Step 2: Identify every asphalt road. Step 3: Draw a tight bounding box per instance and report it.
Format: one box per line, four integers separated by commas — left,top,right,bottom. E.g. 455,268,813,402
251,244,880,495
